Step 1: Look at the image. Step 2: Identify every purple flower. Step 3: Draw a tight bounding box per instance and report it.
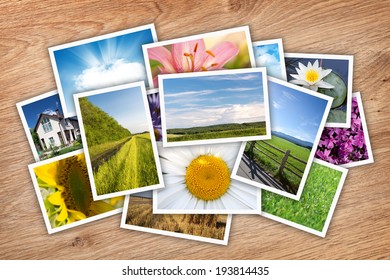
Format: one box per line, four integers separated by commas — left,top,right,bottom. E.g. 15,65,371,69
147,92,162,141
315,96,369,165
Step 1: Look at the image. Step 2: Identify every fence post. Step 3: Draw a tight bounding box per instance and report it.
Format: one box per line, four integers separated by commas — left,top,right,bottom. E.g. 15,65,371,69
278,150,290,175
248,141,255,158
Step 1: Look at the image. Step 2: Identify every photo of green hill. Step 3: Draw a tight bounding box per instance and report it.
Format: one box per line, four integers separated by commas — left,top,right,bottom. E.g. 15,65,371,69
167,122,266,142
77,87,160,197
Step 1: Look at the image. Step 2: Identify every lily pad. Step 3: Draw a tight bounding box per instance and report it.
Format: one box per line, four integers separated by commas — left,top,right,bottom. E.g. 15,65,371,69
318,71,347,108
327,109,346,123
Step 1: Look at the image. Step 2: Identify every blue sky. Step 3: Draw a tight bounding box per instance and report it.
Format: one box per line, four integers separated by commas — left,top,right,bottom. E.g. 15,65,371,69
84,87,149,134
163,72,265,129
253,43,283,79
53,28,154,114
269,80,328,144
22,94,64,129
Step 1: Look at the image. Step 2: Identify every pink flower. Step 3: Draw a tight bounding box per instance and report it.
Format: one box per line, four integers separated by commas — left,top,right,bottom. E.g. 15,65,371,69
148,39,239,87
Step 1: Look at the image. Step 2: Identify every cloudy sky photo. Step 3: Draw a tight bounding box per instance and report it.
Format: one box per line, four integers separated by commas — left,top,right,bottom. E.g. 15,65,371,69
53,28,154,114
85,87,149,134
253,43,283,80
268,80,328,145
162,72,266,129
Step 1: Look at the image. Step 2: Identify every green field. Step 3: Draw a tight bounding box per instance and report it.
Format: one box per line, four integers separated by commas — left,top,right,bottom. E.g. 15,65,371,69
245,135,310,192
94,134,159,195
167,122,266,142
262,162,343,232
89,136,131,161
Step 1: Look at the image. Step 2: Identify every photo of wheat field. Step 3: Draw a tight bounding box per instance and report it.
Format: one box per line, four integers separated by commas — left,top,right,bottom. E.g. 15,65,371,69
125,195,227,240
76,85,161,197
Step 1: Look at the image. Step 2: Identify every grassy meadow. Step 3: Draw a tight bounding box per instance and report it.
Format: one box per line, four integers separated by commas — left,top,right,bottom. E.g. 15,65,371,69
126,197,227,240
94,134,159,195
167,122,266,142
262,162,343,232
245,135,310,193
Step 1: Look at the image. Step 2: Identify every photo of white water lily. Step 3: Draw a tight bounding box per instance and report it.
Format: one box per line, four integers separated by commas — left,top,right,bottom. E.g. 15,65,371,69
285,53,353,128
153,143,261,214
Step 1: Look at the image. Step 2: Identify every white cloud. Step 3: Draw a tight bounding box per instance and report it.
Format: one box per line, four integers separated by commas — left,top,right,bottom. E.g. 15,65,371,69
166,102,265,128
256,54,282,79
74,59,146,91
272,100,282,109
41,109,57,116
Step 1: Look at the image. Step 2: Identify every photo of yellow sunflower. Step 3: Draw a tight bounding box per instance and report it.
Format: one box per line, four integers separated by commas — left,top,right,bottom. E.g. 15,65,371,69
154,143,261,214
30,151,123,233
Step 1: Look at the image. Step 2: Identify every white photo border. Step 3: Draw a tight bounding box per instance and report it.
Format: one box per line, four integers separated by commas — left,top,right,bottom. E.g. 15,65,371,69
159,68,271,147
142,25,256,89
49,23,158,118
73,81,164,200
284,53,354,128
252,38,287,81
261,158,348,238
120,194,232,245
231,76,333,201
27,149,123,234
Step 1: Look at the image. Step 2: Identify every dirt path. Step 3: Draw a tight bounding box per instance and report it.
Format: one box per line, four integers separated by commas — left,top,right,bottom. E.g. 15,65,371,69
91,138,131,173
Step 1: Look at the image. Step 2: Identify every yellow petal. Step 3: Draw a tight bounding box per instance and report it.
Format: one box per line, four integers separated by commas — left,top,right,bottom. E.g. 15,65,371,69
108,196,125,207
56,205,68,222
47,191,63,206
68,209,87,220
34,162,59,187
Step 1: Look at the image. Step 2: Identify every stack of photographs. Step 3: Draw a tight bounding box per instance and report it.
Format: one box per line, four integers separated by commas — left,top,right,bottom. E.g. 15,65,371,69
16,23,374,244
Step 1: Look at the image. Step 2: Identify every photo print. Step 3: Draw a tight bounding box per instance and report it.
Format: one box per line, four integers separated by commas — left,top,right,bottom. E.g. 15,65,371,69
49,24,157,117
143,26,255,88
74,82,163,200
285,53,353,127
232,77,332,200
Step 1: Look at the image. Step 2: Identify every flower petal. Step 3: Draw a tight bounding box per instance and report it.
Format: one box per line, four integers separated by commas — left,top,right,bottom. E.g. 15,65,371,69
309,85,319,91
320,68,332,79
34,162,59,187
289,74,301,80
202,41,239,70
148,46,176,73
56,205,68,222
317,80,335,89
171,39,206,72
313,60,319,69
47,191,63,206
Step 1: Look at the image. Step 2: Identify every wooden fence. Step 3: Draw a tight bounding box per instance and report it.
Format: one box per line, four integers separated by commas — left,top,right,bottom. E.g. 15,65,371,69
247,141,307,179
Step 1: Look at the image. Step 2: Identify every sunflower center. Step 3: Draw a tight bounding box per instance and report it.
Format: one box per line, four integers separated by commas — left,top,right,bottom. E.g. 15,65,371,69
58,156,92,214
305,69,320,83
185,155,230,201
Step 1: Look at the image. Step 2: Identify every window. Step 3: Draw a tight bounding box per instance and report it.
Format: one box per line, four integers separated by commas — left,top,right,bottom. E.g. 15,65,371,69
49,137,55,146
41,117,53,133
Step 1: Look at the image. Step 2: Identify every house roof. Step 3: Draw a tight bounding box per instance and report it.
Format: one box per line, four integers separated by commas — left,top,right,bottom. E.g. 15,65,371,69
34,113,63,132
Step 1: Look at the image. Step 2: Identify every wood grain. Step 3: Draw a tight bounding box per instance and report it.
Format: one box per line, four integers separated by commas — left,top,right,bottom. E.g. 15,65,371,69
1,0,389,260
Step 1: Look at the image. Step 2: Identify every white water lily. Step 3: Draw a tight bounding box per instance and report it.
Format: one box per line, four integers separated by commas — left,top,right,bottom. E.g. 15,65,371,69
289,60,334,91
155,143,259,213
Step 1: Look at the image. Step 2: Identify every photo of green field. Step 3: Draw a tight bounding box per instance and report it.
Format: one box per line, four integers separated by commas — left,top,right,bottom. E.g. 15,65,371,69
77,86,160,197
167,122,266,142
234,79,330,196
238,135,310,194
262,161,344,232
126,196,227,240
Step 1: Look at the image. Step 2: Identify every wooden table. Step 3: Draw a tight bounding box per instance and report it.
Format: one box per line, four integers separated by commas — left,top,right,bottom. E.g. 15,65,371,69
1,0,389,259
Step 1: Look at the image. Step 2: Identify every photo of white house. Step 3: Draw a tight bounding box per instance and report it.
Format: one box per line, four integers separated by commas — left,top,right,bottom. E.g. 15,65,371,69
34,109,80,150
17,91,83,161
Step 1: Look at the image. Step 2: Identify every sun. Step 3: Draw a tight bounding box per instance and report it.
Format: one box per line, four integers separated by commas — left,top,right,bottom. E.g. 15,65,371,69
185,155,230,201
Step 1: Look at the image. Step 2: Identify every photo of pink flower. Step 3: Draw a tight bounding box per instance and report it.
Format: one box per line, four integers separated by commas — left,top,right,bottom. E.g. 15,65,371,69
143,27,255,87
315,93,373,167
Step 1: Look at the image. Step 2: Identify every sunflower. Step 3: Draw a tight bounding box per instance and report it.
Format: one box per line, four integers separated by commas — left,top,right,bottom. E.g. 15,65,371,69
34,153,123,228
155,143,259,213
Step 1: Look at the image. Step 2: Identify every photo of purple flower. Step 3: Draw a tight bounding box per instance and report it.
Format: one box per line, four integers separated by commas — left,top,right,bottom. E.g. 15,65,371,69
147,90,162,141
315,93,373,166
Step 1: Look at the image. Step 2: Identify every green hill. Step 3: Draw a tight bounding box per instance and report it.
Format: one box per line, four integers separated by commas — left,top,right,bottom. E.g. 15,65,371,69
79,97,131,146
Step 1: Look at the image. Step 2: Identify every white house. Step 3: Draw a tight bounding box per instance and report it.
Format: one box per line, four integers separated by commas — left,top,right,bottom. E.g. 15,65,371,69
34,110,80,150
